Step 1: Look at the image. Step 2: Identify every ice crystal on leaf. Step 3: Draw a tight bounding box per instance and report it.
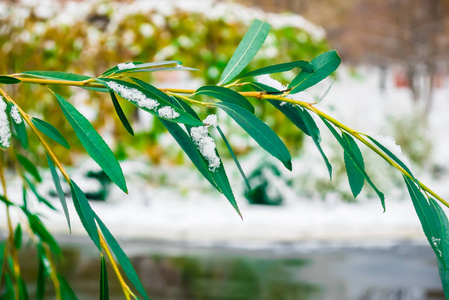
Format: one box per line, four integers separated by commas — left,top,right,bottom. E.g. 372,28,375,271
158,106,179,119
117,62,136,70
107,81,159,111
10,105,23,124
0,97,11,149
190,126,220,172
203,114,217,127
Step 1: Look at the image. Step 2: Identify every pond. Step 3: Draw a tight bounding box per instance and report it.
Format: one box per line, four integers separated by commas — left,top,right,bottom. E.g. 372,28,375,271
16,237,444,300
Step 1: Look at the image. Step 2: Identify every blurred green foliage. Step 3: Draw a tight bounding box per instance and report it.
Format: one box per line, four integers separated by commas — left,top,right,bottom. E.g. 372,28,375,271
0,2,329,165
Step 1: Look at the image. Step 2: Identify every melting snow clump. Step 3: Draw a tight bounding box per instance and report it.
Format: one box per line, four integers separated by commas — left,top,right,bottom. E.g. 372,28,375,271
0,97,11,148
203,114,217,127
190,126,220,172
374,135,412,170
107,81,159,111
286,92,314,102
10,105,23,124
117,62,136,70
158,106,179,119
257,74,286,91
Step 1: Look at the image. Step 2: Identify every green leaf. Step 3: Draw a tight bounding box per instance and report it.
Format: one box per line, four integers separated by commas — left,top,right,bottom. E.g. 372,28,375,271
0,241,5,276
289,50,341,94
58,275,78,300
0,194,14,206
26,213,61,256
17,154,41,182
196,85,254,113
342,132,365,198
322,118,385,210
14,224,22,250
94,215,149,300
240,60,314,79
367,136,416,183
70,180,101,251
217,102,292,171
0,274,14,300
18,277,29,300
36,259,46,300
97,78,203,126
31,118,70,149
101,60,182,77
21,71,92,82
24,176,56,211
219,19,271,85
11,118,28,149
216,125,251,191
100,255,109,300
47,154,71,232
0,76,21,84
296,108,332,179
128,66,198,73
55,93,127,193
109,91,134,136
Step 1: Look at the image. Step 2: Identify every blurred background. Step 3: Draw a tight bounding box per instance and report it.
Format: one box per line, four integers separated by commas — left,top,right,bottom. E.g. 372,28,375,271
1,0,449,299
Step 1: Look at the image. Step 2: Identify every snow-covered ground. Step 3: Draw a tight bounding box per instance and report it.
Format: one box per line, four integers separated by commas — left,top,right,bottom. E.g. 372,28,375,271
2,66,449,247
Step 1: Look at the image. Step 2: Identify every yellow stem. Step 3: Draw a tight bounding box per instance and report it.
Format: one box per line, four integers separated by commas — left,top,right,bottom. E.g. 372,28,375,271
5,76,449,207
42,244,61,300
0,88,70,184
99,229,135,300
0,157,20,300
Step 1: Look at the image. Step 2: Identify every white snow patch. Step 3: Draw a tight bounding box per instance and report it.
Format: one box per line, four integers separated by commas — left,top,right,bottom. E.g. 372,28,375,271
117,62,136,70
10,105,22,124
374,135,412,170
287,91,314,103
0,97,11,148
158,106,179,119
257,74,286,92
203,114,217,127
190,126,220,172
106,81,159,111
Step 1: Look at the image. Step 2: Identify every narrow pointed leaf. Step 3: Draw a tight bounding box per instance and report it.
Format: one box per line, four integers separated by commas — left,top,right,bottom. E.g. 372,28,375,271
250,82,310,135
47,154,71,232
219,19,271,85
216,125,251,191
368,136,416,183
289,50,341,94
96,78,203,126
429,199,449,297
36,260,46,300
26,213,61,255
0,76,21,84
24,176,56,211
55,93,127,193
100,255,109,300
20,71,92,82
129,66,198,73
109,91,134,136
31,117,70,149
217,102,292,170
342,132,365,197
18,277,28,300
102,60,182,76
14,224,22,250
94,214,149,300
58,275,77,300
70,180,101,250
196,86,254,113
8,104,28,149
240,60,314,79
297,108,332,179
17,154,41,182
322,118,385,210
